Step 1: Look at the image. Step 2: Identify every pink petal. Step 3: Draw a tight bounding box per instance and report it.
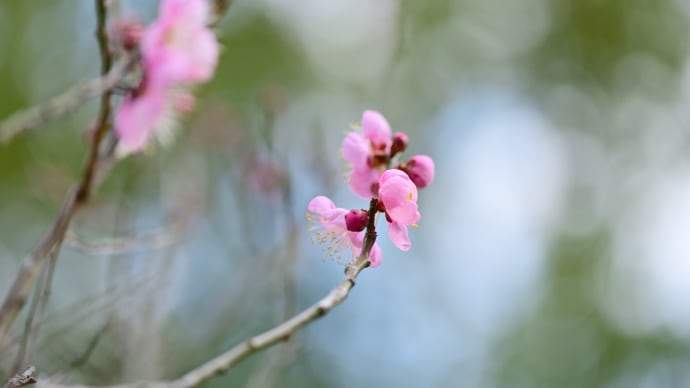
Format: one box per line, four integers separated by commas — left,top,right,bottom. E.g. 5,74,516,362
348,231,365,249
341,132,369,170
323,208,348,230
388,221,411,251
368,243,383,267
379,169,409,186
159,0,208,26
349,167,380,199
379,173,418,210
362,110,391,147
405,155,435,188
307,196,336,215
142,0,218,85
387,202,420,226
186,29,219,82
114,86,167,152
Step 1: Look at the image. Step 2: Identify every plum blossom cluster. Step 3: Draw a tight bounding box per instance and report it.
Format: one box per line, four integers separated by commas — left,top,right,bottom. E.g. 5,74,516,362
308,110,435,267
113,0,219,153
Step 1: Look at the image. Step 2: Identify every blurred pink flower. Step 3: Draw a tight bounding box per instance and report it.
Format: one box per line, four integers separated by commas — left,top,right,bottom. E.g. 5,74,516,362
307,196,382,267
378,169,421,251
141,0,219,85
402,155,435,189
114,78,168,152
342,110,394,198
114,0,219,152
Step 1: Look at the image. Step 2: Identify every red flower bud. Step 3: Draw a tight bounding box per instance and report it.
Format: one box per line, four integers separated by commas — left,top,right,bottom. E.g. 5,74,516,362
345,209,369,232
401,155,435,189
390,131,409,157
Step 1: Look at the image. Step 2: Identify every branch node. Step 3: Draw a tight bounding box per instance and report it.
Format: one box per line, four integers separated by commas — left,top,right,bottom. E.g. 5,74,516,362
5,365,37,388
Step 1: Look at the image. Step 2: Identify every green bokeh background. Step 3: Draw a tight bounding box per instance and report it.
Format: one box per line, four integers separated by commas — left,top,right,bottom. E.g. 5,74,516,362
2,1,690,387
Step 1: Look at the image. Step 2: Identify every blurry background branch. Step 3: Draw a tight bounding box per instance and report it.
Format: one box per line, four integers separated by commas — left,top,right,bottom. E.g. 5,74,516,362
4,366,37,388
35,199,380,388
12,248,59,375
0,58,132,145
36,255,372,388
0,0,121,352
64,224,184,256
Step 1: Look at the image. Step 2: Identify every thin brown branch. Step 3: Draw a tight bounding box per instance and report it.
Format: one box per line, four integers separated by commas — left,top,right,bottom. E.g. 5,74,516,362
0,0,119,349
76,0,116,203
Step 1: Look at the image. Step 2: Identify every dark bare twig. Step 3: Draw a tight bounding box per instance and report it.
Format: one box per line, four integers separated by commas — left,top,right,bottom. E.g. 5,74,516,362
76,0,115,203
0,0,119,349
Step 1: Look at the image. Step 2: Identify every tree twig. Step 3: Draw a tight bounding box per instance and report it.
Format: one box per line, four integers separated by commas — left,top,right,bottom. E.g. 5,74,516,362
4,366,37,388
64,223,183,256
35,256,371,388
0,0,119,349
0,190,79,349
12,246,59,375
0,59,130,145
34,200,380,388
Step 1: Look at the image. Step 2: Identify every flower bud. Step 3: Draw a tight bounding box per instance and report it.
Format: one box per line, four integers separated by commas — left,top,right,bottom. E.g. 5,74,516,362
345,209,369,232
390,131,409,157
401,155,435,189
111,19,144,52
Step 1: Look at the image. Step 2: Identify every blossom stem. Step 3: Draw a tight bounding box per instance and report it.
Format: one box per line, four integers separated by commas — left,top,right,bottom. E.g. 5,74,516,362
356,198,379,265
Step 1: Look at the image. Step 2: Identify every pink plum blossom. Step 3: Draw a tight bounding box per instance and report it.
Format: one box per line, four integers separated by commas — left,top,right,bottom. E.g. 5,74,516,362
342,110,395,198
402,155,435,189
141,0,219,85
378,169,421,251
307,196,382,267
114,0,219,152
114,78,168,152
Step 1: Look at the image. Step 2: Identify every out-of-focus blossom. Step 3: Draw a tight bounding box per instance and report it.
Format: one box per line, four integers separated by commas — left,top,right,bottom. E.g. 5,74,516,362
114,0,220,153
109,19,144,52
378,169,421,251
307,196,382,267
240,149,284,201
401,155,435,189
141,0,219,85
114,78,169,152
